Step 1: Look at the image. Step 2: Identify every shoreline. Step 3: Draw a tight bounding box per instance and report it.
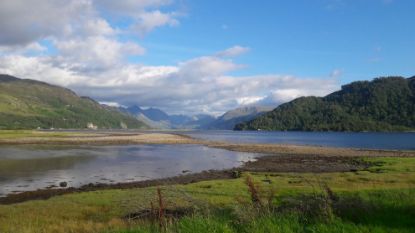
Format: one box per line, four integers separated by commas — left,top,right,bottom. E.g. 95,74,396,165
1,131,414,156
0,132,200,145
1,131,415,204
0,153,370,205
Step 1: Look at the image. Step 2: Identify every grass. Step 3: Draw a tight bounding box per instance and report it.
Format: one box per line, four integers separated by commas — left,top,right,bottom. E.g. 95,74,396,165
0,130,98,139
0,156,414,232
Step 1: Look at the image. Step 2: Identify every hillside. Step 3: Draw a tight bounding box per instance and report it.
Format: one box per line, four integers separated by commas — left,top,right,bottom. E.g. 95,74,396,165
205,106,273,129
235,76,415,132
126,106,170,122
0,74,148,129
124,105,216,129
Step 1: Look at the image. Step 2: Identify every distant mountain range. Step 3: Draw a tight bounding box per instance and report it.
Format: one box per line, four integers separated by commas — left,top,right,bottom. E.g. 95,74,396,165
6,74,412,132
205,106,273,129
0,74,148,130
122,105,274,130
235,76,415,132
122,105,217,129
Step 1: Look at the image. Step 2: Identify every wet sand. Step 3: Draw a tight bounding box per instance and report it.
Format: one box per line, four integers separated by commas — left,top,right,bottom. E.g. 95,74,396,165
0,132,198,145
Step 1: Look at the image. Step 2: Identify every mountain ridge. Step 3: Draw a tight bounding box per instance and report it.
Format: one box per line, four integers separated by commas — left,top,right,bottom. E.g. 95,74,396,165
124,105,216,129
235,76,415,132
206,106,273,130
0,74,148,129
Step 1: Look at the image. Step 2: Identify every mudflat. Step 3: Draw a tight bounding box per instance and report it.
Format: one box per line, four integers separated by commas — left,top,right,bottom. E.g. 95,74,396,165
0,131,198,145
208,142,415,157
1,131,414,157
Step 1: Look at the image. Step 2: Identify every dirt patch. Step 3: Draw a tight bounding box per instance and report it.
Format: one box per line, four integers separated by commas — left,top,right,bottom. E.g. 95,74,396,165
241,154,369,173
208,142,415,157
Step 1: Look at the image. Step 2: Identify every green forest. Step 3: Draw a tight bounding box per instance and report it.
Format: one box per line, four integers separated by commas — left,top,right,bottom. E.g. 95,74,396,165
235,76,415,132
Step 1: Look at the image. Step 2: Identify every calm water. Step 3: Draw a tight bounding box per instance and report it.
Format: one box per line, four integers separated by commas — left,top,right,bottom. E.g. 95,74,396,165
0,144,257,196
182,130,415,150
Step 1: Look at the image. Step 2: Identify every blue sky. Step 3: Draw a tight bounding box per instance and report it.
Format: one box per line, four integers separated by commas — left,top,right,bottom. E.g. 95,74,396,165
0,0,414,115
138,0,415,83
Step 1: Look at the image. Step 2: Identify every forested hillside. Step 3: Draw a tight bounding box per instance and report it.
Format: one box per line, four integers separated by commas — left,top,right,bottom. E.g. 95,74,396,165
235,76,415,131
0,74,148,129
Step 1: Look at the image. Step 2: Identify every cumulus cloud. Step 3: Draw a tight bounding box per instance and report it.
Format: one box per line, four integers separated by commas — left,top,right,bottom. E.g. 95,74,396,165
0,1,339,116
0,51,339,115
0,0,93,46
94,0,181,35
53,37,145,72
132,10,179,36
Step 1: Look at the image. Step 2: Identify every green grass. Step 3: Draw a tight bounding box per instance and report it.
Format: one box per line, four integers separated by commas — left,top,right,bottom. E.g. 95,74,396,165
113,189,415,233
0,130,81,139
0,156,415,233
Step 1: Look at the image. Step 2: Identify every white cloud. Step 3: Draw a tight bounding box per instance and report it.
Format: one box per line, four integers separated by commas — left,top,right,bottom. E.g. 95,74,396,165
0,42,47,55
0,55,87,86
93,0,181,36
0,1,340,116
132,10,179,36
99,101,124,107
81,18,116,37
216,46,250,57
178,56,242,79
236,96,266,106
0,49,339,115
54,36,145,72
0,0,93,45
94,0,173,15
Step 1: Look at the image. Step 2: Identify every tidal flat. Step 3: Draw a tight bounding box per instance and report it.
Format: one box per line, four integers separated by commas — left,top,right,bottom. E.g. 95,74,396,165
0,130,414,233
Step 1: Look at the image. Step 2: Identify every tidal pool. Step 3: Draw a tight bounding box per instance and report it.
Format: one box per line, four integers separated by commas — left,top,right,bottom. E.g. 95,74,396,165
0,144,257,196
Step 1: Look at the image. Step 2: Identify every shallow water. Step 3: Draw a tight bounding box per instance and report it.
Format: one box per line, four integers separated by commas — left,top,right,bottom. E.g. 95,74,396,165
182,130,415,150
0,144,257,196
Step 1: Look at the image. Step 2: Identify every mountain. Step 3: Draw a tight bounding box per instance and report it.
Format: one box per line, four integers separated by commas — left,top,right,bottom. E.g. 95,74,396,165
186,114,216,129
235,76,415,132
142,108,170,121
168,114,193,125
0,74,148,129
126,105,170,122
133,113,170,129
124,106,216,129
206,106,273,129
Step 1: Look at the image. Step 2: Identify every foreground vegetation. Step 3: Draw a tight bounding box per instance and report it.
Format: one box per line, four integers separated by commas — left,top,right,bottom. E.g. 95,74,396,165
236,76,415,131
0,156,414,233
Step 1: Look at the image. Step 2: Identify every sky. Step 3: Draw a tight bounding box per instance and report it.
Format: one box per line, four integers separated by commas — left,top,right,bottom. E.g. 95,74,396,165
0,0,414,116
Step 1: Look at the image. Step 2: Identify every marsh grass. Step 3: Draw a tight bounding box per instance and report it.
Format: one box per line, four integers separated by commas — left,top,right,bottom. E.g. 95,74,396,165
1,156,415,232
114,185,415,233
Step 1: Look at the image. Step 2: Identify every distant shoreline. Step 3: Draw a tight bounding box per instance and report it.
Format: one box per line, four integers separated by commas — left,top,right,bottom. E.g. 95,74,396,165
1,130,414,155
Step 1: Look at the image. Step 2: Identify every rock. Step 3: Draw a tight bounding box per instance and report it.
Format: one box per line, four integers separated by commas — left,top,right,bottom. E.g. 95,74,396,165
59,182,68,187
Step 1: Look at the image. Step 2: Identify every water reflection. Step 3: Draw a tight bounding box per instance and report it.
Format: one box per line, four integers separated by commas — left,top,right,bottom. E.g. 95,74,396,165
182,130,415,150
0,144,256,196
